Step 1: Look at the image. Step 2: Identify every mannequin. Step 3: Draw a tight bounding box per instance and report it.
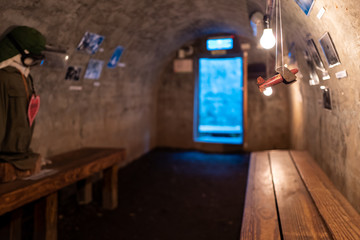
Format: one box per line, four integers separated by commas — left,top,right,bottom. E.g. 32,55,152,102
0,26,46,182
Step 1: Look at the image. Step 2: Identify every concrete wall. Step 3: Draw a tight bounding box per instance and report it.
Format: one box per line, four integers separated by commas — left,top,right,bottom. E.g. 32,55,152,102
1,1,163,163
155,0,360,212
156,47,291,152
2,0,360,212
277,0,360,212
1,0,250,162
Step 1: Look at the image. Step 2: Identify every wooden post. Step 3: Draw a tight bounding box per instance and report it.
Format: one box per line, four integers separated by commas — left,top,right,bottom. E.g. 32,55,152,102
77,178,93,205
34,192,58,240
9,208,22,240
102,165,118,210
243,51,248,149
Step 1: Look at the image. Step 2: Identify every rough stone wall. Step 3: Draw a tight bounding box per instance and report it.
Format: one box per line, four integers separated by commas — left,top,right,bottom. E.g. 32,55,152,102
155,0,360,212
278,0,360,211
1,0,251,162
2,0,360,212
157,47,291,152
1,0,164,162
246,73,290,150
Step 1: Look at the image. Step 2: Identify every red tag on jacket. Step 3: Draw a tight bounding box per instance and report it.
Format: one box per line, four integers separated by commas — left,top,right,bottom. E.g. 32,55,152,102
28,95,40,127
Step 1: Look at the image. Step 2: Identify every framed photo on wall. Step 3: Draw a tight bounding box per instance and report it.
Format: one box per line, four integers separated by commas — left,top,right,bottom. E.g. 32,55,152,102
307,39,325,70
304,50,320,85
84,59,104,80
319,32,341,68
65,66,82,81
294,0,315,15
322,87,332,110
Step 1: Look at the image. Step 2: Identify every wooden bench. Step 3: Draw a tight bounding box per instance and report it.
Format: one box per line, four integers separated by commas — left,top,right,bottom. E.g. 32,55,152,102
0,147,125,240
240,150,360,240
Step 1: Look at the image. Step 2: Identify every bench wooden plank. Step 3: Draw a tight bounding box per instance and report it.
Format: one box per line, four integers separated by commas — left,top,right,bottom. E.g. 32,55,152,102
240,152,280,240
9,209,22,240
290,150,360,240
0,148,125,216
102,165,118,210
269,150,331,239
77,178,93,205
34,192,58,240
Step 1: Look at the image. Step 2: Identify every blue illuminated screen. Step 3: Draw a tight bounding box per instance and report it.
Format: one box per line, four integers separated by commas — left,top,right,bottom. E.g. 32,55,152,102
196,57,243,144
206,38,233,51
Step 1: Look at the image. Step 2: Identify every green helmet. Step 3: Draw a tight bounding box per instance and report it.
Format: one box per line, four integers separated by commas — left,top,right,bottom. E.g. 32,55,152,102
0,26,46,62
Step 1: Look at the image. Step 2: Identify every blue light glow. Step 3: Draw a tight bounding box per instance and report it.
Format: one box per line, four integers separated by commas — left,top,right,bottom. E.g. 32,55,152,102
195,57,243,144
206,38,233,51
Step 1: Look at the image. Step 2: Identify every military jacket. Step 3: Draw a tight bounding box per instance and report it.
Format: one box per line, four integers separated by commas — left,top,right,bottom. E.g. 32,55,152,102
0,66,39,170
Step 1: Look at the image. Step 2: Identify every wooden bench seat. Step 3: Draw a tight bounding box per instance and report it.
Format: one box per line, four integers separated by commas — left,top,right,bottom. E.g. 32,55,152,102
0,147,125,240
240,150,360,240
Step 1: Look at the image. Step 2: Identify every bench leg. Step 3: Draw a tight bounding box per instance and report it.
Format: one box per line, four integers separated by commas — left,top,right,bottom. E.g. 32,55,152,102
77,178,93,205
102,165,118,210
34,192,58,240
9,208,22,240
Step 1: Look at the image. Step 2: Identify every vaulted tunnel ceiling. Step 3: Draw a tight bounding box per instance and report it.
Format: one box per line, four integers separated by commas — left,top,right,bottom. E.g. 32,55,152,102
3,0,258,73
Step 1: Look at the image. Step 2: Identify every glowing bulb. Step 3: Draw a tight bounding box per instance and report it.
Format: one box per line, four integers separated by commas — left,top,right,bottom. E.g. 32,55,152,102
263,87,273,96
320,86,326,90
260,28,276,49
65,55,69,61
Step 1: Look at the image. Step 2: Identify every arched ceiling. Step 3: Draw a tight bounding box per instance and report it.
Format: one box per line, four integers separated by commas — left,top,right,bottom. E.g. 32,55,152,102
2,0,256,71
3,0,359,83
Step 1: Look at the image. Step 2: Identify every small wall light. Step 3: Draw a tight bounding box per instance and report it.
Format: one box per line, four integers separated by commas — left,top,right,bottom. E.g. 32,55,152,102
263,87,273,96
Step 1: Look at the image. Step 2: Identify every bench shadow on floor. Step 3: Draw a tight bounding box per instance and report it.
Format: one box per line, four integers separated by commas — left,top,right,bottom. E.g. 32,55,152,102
57,148,250,240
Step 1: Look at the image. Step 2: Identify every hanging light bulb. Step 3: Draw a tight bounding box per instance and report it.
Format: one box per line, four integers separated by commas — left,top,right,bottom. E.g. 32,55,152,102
260,15,276,49
263,87,273,96
260,29,276,49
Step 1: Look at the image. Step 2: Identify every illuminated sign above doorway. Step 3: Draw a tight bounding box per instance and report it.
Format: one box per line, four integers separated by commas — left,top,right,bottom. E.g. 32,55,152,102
206,37,234,51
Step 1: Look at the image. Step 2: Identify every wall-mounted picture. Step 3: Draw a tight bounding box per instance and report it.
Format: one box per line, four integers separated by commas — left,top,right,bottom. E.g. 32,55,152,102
322,87,332,110
304,50,320,85
42,50,68,68
307,39,325,71
65,66,82,81
77,32,105,55
84,59,104,80
319,32,340,68
306,39,330,80
107,46,124,68
294,0,315,15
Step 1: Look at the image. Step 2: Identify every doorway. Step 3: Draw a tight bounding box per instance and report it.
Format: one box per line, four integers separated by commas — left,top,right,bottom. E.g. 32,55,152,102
194,56,244,144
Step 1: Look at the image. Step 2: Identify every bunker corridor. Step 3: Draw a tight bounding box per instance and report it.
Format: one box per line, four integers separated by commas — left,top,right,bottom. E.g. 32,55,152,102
1,0,360,239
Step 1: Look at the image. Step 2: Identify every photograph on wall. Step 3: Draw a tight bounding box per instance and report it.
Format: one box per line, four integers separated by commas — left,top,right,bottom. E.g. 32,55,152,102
65,66,82,81
304,50,320,85
322,87,332,110
42,50,68,68
306,39,330,80
77,32,105,55
307,39,325,70
84,59,104,80
107,46,124,68
294,0,315,15
319,32,341,68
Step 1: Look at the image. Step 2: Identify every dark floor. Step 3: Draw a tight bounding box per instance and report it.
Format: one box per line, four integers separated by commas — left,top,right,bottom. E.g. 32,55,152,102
2,148,250,240
58,149,250,240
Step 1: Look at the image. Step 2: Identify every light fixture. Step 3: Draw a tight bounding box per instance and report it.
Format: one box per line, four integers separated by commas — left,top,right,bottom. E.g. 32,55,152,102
260,15,276,49
263,87,273,96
